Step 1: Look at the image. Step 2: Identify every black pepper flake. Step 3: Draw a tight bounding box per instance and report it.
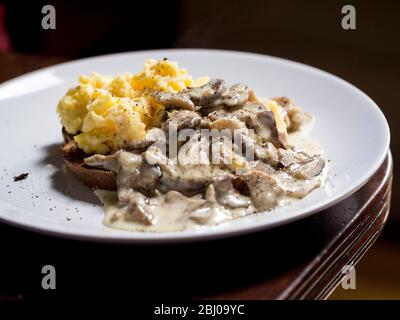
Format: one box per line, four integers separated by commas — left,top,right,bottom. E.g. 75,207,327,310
13,173,29,182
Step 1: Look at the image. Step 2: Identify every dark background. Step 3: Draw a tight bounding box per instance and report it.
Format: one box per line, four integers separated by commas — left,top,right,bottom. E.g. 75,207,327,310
0,0,399,299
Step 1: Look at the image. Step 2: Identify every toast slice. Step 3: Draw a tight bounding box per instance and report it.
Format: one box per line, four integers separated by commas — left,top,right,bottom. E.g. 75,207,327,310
61,129,117,191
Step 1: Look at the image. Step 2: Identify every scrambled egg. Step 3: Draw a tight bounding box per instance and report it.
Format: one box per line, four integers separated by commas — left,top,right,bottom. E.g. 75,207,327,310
57,59,208,154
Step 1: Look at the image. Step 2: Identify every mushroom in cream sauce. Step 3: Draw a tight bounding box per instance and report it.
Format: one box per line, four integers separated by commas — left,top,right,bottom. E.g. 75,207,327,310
85,78,328,232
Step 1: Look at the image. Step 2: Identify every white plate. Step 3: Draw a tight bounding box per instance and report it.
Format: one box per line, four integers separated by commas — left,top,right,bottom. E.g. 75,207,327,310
0,49,390,243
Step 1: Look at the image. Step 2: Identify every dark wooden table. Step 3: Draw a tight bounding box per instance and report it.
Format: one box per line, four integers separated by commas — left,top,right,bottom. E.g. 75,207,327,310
0,54,393,300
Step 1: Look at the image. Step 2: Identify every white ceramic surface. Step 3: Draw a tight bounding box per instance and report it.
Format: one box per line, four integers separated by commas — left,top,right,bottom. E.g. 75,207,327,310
0,49,390,243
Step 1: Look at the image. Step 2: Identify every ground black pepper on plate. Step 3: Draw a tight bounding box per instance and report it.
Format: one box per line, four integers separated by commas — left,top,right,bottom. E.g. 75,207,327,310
13,173,29,182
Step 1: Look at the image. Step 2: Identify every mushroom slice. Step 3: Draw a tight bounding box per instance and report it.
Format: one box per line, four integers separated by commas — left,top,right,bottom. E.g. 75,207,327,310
116,151,163,196
256,110,288,149
252,142,279,165
186,184,216,224
211,175,251,208
277,148,308,168
207,101,288,148
125,195,155,225
214,83,249,107
285,155,325,180
84,150,122,172
186,80,250,113
243,170,284,211
208,118,246,132
151,91,195,110
145,138,215,195
113,190,155,225
183,78,227,107
161,110,201,132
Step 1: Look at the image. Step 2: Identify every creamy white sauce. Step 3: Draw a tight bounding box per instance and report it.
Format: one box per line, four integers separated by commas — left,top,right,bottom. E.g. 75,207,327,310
96,189,254,232
288,131,321,156
95,131,328,233
96,190,200,232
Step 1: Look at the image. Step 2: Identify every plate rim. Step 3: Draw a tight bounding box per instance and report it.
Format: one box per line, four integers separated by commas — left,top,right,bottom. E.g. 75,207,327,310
0,48,391,243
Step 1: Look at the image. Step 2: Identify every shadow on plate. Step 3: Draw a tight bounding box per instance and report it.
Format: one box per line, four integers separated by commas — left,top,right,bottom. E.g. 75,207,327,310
40,143,99,205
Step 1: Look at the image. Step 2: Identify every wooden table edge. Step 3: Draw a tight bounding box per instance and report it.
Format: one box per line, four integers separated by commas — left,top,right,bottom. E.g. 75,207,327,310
279,151,393,300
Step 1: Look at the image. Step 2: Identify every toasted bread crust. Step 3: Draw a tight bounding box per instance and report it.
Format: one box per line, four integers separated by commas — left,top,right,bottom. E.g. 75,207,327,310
64,158,117,191
62,129,117,191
